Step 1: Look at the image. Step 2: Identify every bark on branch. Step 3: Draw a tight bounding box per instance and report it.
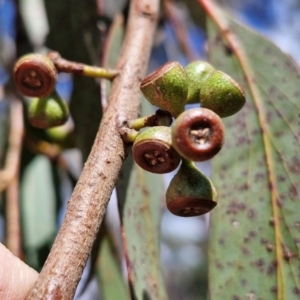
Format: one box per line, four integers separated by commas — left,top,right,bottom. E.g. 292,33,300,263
26,0,160,299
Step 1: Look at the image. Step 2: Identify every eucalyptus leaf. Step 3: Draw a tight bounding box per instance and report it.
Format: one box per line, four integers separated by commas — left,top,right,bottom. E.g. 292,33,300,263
118,162,168,300
20,155,56,269
207,15,300,300
102,13,124,102
117,100,168,300
97,235,130,300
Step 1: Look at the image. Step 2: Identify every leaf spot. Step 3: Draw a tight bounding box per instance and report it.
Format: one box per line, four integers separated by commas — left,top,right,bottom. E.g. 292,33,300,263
240,279,247,286
247,209,256,220
218,238,225,245
294,221,300,229
270,286,277,293
267,260,277,275
251,258,265,272
227,200,246,214
246,292,257,300
241,246,250,256
232,220,240,228
293,287,300,295
283,244,297,261
215,260,224,270
266,243,274,252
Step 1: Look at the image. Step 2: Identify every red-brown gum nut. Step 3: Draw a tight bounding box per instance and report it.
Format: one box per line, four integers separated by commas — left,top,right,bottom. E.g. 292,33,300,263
132,126,181,174
167,197,217,217
13,54,57,97
166,159,217,217
172,107,225,161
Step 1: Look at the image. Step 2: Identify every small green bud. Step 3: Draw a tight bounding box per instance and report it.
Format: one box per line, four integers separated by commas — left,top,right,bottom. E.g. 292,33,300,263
185,60,215,104
28,91,69,129
200,70,245,118
140,61,188,117
46,124,76,148
166,159,217,217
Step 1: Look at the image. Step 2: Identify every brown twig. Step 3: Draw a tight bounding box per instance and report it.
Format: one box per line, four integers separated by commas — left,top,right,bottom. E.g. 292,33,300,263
96,0,104,16
47,51,119,79
163,0,198,62
6,176,23,259
26,0,160,299
3,100,24,259
0,100,24,193
120,225,136,299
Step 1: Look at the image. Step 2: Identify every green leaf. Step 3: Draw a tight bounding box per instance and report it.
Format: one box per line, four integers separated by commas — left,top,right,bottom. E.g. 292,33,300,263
97,233,131,300
20,155,56,270
102,14,124,98
117,101,168,300
207,14,300,300
103,14,124,70
119,163,168,300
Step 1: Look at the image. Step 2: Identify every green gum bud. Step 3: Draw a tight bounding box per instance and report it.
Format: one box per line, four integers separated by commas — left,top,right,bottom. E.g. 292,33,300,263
140,61,188,117
28,90,69,129
200,70,246,118
46,125,76,148
166,159,217,217
185,60,215,104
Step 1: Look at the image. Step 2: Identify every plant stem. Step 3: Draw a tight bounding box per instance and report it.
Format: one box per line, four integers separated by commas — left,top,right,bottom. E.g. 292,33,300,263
47,51,119,79
26,0,160,299
82,64,118,79
128,109,173,130
128,116,151,130
121,128,139,143
5,100,24,259
0,100,24,192
6,176,23,259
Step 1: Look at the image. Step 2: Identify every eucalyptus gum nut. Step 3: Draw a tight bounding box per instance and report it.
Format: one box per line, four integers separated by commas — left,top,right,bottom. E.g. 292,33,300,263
14,54,57,97
132,126,181,174
185,60,215,104
200,70,246,118
172,107,224,161
166,159,217,217
140,61,188,117
28,91,69,129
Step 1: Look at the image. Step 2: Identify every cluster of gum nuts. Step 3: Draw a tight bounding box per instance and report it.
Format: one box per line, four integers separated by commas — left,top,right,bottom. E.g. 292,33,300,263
131,61,246,217
13,53,245,217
